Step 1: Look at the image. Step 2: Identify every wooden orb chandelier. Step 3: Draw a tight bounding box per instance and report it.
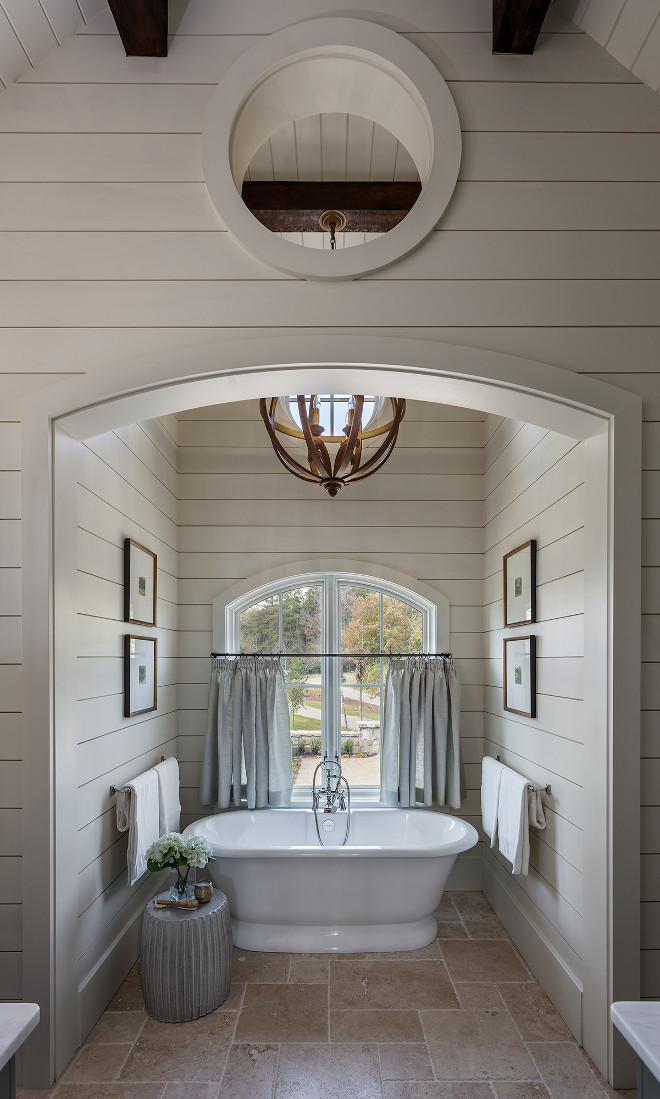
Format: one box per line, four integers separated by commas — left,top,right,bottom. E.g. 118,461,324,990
260,394,406,497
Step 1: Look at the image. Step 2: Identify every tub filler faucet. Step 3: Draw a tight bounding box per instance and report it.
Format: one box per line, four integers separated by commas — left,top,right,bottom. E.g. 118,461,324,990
312,754,351,846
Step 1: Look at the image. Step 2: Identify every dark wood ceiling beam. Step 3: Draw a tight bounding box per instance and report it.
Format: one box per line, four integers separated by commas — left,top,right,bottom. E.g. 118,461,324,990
249,208,411,233
107,0,168,57
492,0,553,53
242,181,421,211
241,181,422,233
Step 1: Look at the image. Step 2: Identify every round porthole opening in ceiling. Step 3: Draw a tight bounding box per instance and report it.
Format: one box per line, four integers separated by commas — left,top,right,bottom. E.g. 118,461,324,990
202,19,462,281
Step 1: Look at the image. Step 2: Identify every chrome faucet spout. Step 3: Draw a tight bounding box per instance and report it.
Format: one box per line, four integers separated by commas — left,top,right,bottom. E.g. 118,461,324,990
312,754,351,846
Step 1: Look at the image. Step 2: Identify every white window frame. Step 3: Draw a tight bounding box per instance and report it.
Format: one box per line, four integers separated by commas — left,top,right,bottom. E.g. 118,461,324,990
213,559,450,804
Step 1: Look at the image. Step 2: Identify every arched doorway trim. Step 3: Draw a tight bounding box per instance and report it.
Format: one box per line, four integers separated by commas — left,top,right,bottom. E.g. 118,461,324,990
46,334,626,441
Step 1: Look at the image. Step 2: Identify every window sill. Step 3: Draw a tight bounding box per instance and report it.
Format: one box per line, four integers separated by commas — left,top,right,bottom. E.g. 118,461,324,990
289,786,384,807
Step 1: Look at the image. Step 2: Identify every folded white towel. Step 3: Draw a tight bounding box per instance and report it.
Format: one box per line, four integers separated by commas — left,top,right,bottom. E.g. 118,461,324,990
528,786,546,834
154,756,181,834
115,769,160,886
496,767,537,876
481,755,505,847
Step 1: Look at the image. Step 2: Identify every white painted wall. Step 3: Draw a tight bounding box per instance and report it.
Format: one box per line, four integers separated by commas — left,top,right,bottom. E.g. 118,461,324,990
74,416,179,1023
176,397,486,887
0,0,657,1060
0,417,21,1000
481,416,585,1006
584,371,660,997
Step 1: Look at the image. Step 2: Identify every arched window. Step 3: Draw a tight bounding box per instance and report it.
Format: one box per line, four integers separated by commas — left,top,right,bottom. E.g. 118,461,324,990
214,565,448,798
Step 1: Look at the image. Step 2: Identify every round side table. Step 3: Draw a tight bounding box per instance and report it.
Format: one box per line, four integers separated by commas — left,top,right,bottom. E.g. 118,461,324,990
140,889,232,1022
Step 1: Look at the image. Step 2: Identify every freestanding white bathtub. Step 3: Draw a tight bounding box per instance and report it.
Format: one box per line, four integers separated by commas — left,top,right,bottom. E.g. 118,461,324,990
184,808,478,953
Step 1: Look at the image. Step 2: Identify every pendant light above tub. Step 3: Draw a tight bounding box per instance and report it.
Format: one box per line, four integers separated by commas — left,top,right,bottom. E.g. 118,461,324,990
259,393,406,496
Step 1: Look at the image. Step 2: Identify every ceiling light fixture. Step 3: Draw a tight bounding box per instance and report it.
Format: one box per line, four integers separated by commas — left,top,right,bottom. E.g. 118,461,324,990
319,209,347,249
260,394,406,497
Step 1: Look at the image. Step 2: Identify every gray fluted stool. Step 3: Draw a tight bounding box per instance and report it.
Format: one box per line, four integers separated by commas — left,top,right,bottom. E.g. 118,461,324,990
140,890,232,1022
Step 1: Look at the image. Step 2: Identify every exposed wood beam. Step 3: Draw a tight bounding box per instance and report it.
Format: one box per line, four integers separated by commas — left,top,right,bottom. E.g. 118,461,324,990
107,0,167,57
248,209,411,233
241,181,422,233
492,0,552,53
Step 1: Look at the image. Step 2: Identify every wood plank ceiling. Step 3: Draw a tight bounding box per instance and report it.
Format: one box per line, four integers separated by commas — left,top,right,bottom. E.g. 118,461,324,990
0,0,659,94
104,0,558,57
557,0,660,94
0,0,106,89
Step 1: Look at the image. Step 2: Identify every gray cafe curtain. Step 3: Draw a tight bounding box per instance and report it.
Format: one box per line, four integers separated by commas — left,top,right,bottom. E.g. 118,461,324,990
381,655,462,809
200,655,293,810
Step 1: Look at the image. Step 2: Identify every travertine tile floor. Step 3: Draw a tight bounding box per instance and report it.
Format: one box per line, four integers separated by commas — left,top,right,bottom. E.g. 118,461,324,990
17,892,636,1099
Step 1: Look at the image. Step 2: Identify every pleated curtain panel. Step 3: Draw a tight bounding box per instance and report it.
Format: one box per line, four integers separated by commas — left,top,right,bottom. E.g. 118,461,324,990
381,656,462,809
201,655,293,810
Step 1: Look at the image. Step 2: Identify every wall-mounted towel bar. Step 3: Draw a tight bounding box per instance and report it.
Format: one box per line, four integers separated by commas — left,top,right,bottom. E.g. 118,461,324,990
110,757,165,797
495,756,551,796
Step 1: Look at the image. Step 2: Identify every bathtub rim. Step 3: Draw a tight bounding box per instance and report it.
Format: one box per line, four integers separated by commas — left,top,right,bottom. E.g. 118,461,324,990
184,806,479,859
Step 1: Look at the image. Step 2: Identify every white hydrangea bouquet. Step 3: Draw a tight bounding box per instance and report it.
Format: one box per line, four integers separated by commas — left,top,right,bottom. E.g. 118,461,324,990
146,832,215,901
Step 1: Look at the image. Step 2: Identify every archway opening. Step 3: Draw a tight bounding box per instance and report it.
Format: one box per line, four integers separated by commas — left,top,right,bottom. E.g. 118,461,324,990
20,336,640,1088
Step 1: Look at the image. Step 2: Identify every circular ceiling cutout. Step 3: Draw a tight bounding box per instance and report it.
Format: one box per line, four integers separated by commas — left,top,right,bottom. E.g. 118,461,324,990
202,19,462,281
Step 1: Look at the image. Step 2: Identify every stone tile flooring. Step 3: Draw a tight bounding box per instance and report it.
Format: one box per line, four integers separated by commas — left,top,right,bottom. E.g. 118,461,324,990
17,892,636,1099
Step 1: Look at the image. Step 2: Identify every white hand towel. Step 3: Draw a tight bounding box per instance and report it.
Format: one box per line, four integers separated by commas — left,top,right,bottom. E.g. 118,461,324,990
115,789,130,834
528,786,546,833
154,756,181,835
481,755,505,847
497,766,532,876
116,769,160,886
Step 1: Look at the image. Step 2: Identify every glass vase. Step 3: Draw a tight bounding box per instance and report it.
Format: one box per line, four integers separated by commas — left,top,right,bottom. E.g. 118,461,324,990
169,863,196,901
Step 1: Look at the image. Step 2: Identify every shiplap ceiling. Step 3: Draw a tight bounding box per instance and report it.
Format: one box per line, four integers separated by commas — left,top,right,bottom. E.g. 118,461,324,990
0,0,105,89
558,0,660,92
1,0,659,95
245,114,419,185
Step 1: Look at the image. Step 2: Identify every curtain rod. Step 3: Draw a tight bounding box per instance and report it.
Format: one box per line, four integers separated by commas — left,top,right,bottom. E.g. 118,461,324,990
210,651,453,659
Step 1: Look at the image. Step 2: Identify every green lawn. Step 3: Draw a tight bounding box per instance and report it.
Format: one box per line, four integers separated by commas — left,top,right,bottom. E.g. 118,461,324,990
305,699,380,719
291,713,322,731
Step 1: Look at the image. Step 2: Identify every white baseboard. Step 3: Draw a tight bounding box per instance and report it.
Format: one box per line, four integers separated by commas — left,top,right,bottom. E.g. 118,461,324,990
482,853,583,1042
77,878,162,1046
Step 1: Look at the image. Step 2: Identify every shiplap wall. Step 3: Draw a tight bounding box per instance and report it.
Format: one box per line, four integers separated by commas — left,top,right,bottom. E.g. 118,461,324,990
75,415,179,1007
176,397,486,883
0,417,21,1000
585,370,660,997
0,0,659,1014
481,416,585,984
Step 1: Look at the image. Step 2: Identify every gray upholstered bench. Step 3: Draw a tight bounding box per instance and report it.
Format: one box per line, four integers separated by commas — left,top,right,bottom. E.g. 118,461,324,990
140,889,232,1022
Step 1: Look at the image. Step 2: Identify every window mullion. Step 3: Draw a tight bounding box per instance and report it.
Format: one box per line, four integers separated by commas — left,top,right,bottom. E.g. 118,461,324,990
379,592,384,731
325,575,339,762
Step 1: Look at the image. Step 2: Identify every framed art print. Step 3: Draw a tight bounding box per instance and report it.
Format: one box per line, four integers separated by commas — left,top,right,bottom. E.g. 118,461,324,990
124,635,157,717
503,635,536,719
503,539,536,628
124,538,157,626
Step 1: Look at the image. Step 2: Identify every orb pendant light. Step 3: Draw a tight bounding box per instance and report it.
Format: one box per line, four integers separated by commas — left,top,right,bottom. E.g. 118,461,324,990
260,394,406,497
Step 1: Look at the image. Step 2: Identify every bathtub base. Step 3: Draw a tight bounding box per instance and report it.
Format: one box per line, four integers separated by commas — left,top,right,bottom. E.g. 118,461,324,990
232,915,439,953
